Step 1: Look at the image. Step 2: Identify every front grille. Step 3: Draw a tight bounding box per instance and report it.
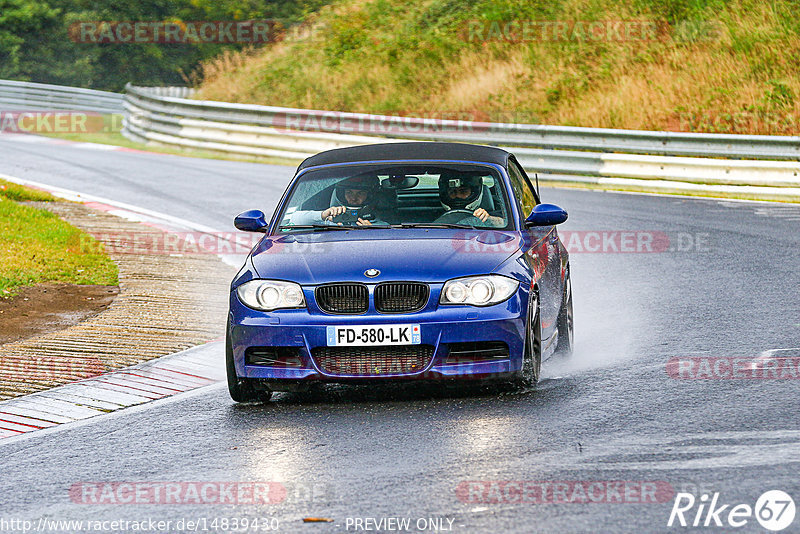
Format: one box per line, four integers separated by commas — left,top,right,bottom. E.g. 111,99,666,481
245,347,302,367
312,345,435,376
316,283,368,314
445,341,509,363
375,282,429,313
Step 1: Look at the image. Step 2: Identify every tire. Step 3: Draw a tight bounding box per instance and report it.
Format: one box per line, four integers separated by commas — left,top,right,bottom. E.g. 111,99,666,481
226,323,272,402
514,293,542,388
554,269,574,358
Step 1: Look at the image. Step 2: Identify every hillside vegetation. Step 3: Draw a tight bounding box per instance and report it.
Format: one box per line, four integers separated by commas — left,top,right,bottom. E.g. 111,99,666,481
196,0,800,134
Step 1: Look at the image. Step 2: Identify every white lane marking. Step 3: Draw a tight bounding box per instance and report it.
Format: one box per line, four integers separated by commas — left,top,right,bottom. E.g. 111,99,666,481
70,142,120,150
752,206,800,220
715,200,800,219
0,134,53,144
0,341,223,441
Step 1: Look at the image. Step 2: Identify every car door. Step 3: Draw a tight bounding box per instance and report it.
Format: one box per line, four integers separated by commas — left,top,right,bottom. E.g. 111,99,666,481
507,158,563,344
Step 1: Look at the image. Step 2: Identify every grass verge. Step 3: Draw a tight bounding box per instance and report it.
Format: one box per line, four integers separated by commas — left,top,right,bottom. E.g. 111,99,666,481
0,180,118,298
40,129,298,166
541,179,800,203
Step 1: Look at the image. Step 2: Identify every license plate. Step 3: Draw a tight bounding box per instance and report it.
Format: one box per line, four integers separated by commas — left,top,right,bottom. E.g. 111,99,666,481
326,324,421,346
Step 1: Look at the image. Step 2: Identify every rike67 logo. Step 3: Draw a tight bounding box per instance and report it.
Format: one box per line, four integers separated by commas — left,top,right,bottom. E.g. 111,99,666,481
668,490,796,531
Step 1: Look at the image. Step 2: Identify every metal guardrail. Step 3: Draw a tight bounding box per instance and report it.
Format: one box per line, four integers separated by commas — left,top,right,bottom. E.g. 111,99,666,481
4,79,794,199
124,84,800,160
130,86,196,99
0,80,124,114
122,84,800,199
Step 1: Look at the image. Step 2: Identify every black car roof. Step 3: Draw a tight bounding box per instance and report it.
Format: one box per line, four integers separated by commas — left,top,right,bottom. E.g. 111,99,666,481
296,142,512,171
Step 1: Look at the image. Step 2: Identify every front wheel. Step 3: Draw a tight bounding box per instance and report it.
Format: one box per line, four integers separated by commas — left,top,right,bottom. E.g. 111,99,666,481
554,269,574,358
514,294,542,388
226,325,272,402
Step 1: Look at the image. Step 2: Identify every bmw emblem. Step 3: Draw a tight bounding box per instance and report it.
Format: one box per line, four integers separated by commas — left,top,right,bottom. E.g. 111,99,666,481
364,268,380,278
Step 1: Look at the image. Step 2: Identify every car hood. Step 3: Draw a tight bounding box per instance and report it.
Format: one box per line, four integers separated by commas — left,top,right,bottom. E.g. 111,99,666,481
250,229,522,284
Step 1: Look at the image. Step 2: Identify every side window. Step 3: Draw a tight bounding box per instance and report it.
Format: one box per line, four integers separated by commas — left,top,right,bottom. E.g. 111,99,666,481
507,160,536,217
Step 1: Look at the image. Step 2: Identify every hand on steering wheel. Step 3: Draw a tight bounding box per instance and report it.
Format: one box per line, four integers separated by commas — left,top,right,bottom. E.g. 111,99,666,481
433,209,483,226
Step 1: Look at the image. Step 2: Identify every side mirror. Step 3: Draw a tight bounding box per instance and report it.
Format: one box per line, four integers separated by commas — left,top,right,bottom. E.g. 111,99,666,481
524,204,568,227
234,209,268,232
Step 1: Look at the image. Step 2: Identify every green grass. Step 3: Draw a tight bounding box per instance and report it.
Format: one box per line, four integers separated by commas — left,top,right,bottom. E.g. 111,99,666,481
0,179,55,202
40,130,300,166
0,187,118,298
542,180,800,203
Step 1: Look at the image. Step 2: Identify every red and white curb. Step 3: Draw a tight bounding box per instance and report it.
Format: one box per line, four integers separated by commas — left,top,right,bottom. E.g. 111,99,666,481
0,341,224,440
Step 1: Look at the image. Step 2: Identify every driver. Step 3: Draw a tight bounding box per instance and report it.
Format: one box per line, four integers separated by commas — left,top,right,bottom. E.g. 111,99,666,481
290,175,386,226
438,174,504,227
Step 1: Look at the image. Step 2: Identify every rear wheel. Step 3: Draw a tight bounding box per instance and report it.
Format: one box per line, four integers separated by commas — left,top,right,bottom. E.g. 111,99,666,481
514,294,542,388
554,269,574,358
226,324,272,402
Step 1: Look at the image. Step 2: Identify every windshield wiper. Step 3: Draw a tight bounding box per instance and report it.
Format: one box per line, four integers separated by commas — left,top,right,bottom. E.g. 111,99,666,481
392,223,475,229
278,224,351,231
278,224,391,231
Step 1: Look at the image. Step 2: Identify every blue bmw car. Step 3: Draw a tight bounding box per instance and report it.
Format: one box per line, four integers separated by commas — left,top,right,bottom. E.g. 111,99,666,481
227,142,573,401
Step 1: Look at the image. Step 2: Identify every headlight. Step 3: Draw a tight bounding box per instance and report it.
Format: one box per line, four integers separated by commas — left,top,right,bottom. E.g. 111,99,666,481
440,275,519,307
236,280,306,311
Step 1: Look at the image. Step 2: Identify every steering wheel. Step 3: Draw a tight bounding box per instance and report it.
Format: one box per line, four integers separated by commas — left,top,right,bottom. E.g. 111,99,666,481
433,209,483,226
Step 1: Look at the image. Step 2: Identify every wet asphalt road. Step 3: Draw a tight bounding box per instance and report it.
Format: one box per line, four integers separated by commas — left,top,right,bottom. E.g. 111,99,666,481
1,137,800,533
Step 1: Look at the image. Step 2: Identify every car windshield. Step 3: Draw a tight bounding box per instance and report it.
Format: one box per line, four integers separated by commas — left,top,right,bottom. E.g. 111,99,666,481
275,163,513,232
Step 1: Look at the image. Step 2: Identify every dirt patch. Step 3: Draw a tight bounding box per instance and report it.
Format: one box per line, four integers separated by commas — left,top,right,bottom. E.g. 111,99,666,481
0,283,118,345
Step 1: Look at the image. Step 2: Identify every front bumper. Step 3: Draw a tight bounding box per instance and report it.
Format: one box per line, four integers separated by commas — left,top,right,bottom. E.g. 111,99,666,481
228,287,529,383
